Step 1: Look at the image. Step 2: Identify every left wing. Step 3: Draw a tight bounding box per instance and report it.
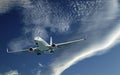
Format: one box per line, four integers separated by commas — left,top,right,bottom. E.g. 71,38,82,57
56,38,85,48
7,48,36,53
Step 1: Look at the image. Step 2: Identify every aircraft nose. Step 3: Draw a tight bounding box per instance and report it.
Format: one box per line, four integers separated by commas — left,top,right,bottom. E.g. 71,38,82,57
34,37,39,40
34,37,43,41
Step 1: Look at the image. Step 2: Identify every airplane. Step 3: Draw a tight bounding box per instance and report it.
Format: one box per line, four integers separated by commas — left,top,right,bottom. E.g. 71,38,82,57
7,37,86,55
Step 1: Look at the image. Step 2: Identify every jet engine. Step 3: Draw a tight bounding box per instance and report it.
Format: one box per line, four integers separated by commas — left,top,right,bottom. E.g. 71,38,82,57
51,43,56,47
29,48,34,51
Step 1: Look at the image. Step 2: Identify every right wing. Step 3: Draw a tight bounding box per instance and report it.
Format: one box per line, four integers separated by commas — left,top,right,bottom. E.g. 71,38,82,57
56,38,86,48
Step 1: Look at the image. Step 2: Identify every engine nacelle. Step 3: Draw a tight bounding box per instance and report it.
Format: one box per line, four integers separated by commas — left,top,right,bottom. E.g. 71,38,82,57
29,48,33,51
51,43,56,47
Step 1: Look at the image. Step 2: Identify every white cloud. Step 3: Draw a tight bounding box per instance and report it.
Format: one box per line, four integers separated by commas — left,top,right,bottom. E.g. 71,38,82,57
5,70,19,75
0,0,31,14
22,0,71,37
0,0,14,13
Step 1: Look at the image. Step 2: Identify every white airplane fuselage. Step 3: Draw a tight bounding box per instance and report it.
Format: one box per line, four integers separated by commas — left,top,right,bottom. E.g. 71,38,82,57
34,37,53,54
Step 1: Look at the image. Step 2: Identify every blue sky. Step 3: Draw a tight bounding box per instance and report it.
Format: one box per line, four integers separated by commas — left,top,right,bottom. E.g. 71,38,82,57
0,0,120,75
62,44,120,75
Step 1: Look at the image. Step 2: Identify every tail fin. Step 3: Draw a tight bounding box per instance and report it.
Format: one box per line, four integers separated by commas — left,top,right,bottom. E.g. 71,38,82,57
50,36,52,45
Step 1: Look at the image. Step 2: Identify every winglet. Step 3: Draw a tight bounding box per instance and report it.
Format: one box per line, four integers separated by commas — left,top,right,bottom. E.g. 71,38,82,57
6,48,12,53
6,48,9,53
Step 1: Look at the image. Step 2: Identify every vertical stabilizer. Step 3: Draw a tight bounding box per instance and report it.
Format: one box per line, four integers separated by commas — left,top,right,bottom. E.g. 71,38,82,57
50,36,52,45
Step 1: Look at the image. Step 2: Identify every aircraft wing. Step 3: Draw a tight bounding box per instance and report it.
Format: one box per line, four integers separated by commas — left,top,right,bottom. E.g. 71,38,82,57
7,48,36,53
56,38,85,48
